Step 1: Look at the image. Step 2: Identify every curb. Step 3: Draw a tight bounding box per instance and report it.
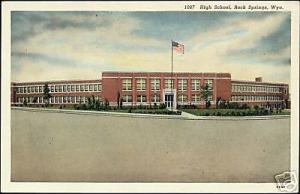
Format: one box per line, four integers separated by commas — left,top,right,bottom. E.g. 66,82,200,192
11,107,290,121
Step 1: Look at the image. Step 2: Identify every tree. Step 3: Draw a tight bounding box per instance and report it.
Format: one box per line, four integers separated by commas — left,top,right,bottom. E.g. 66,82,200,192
117,91,121,109
43,83,51,107
23,98,27,107
201,83,212,109
120,97,123,109
33,96,38,103
216,97,222,109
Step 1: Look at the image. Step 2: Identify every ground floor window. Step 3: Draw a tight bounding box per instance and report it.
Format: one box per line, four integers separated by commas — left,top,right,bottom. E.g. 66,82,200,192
178,94,188,103
192,94,201,103
151,95,160,103
123,95,132,103
137,95,146,103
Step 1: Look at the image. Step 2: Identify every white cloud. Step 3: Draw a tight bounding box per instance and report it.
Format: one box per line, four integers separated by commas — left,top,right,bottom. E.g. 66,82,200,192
11,12,290,85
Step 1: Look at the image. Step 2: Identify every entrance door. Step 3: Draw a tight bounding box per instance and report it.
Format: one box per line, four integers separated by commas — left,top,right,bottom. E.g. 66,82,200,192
165,94,174,108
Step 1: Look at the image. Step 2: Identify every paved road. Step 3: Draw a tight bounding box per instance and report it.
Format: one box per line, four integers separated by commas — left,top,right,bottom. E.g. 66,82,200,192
11,108,290,182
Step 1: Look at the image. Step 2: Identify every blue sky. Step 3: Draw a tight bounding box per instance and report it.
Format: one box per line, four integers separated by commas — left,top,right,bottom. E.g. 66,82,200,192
11,11,290,84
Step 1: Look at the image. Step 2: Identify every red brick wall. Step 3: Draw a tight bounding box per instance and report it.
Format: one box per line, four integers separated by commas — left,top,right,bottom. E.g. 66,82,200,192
215,79,231,101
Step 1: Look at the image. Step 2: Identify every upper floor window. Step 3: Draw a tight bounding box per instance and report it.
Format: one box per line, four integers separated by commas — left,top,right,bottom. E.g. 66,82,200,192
151,79,160,91
80,85,84,91
191,79,200,91
58,85,62,92
204,79,213,89
137,78,146,91
122,79,132,91
178,79,188,91
164,79,174,89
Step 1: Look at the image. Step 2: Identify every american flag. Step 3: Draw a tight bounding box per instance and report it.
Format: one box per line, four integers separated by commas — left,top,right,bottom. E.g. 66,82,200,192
172,41,184,54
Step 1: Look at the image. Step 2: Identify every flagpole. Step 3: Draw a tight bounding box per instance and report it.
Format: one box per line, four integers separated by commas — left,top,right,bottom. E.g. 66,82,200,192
171,40,173,111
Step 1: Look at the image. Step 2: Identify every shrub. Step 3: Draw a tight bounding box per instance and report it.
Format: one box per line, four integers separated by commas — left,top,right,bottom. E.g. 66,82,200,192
159,103,166,109
204,112,210,116
241,104,249,109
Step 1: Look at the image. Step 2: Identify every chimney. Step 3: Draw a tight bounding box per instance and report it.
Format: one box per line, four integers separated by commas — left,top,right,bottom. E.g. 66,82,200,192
255,77,262,82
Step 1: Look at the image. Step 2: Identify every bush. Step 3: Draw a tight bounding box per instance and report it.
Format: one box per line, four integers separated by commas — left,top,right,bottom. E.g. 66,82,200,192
159,103,167,109
204,112,210,116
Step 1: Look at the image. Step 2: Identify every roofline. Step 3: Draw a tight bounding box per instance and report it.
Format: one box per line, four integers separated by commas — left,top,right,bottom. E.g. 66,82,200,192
102,71,231,75
231,79,288,86
11,79,101,85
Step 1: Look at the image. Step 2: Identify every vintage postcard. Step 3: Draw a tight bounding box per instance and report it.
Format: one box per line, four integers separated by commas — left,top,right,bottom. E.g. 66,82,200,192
1,1,299,193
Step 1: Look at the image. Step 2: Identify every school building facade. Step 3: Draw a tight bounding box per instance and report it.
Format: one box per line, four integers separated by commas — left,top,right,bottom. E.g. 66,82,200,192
11,71,290,109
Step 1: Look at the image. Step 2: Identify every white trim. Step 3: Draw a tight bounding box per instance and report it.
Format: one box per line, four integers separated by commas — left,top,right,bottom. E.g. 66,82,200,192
102,76,231,80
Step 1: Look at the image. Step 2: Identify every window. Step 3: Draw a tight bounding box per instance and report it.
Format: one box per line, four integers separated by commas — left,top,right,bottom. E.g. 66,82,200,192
137,95,146,103
178,94,188,103
122,79,132,91
58,85,62,92
192,94,200,102
137,78,146,91
20,87,24,93
39,86,42,93
31,86,35,93
67,85,71,92
63,85,66,92
164,79,174,89
207,95,213,101
55,85,58,92
80,85,84,91
178,79,188,91
205,79,213,89
50,86,54,92
35,86,38,93
98,84,102,91
71,85,75,92
151,79,160,91
151,95,160,103
191,79,200,91
27,86,31,93
76,85,79,91
89,84,93,91
123,95,132,103
84,84,88,91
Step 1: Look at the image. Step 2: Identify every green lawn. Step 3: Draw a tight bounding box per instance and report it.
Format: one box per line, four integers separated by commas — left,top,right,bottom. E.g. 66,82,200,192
180,108,290,116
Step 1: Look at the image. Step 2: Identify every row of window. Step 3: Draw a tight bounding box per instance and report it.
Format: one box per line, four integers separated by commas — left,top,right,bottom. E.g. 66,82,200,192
121,94,213,103
16,96,102,104
15,84,102,94
232,84,284,93
231,95,282,102
123,79,213,91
